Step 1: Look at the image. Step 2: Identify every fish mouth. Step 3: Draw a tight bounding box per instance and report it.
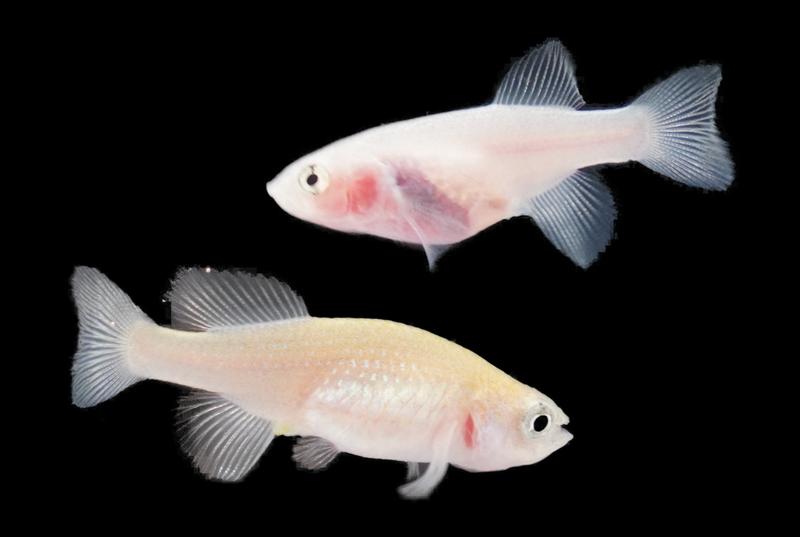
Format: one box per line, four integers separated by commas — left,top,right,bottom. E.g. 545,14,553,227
265,182,310,224
558,428,574,448
265,180,295,214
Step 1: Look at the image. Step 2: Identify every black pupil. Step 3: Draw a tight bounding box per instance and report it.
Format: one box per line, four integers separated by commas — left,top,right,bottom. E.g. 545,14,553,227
306,174,318,186
533,415,549,432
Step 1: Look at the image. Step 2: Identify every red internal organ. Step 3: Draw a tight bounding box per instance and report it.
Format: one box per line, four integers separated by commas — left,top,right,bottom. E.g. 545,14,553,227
393,164,470,240
347,172,379,214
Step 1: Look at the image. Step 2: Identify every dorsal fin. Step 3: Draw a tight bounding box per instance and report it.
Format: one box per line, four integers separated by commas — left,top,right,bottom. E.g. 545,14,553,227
494,40,584,109
168,267,309,331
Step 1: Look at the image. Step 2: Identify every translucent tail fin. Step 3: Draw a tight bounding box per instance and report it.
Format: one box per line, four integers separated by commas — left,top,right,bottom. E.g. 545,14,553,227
71,267,151,407
634,65,733,190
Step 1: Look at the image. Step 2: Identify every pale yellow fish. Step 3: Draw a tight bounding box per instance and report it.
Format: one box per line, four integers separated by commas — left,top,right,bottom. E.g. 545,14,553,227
71,266,571,498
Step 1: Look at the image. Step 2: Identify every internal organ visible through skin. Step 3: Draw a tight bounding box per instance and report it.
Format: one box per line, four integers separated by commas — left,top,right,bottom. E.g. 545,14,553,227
374,160,508,245
266,39,734,270
346,172,379,215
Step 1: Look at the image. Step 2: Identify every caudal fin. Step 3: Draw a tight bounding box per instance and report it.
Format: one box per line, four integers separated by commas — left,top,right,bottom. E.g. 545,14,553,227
634,65,733,190
71,267,151,408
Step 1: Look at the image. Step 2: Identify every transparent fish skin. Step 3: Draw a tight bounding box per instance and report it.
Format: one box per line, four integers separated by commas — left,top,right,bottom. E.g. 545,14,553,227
127,317,570,470
268,106,646,245
266,40,732,268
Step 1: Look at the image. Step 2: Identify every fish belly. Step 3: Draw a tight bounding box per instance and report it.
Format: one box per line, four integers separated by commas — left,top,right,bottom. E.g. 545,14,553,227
298,366,461,462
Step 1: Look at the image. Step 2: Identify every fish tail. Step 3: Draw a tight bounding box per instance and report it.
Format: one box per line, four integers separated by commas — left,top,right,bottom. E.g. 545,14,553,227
71,266,151,408
633,65,733,190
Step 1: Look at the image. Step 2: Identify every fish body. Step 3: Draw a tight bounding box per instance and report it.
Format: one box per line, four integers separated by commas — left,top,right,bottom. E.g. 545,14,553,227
72,267,571,497
267,40,733,268
284,106,645,243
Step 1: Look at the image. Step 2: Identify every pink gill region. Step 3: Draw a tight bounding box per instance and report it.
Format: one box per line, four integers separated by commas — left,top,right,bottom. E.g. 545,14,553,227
346,171,379,214
463,413,477,449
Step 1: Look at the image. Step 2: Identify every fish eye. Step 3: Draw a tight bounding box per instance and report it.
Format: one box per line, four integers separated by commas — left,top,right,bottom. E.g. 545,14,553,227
298,165,330,195
524,408,552,437
531,414,549,432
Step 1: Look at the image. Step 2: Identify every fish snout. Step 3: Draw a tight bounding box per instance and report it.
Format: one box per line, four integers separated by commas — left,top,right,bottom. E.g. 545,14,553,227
554,427,573,450
553,408,572,448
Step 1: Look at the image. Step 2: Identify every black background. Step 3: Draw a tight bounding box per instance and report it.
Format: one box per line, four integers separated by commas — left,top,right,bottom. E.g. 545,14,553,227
35,5,766,532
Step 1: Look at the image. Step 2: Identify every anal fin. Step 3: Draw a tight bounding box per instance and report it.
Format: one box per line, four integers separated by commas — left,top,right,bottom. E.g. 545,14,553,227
177,391,274,481
525,169,616,268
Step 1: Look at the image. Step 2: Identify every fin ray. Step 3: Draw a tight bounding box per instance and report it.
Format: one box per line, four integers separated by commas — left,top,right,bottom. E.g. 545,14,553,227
71,267,151,408
525,169,616,268
494,40,584,109
292,436,339,470
633,65,733,190
177,391,274,481
169,268,308,331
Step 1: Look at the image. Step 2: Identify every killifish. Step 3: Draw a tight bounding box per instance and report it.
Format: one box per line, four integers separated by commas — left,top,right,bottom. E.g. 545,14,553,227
71,267,571,498
267,40,733,268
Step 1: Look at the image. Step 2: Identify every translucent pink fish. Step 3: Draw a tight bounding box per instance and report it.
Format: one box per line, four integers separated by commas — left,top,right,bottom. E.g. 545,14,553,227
267,40,733,268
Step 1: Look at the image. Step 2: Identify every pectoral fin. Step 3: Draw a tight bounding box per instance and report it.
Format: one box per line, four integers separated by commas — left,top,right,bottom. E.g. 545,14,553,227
398,422,457,499
402,216,453,270
406,462,429,481
390,165,470,269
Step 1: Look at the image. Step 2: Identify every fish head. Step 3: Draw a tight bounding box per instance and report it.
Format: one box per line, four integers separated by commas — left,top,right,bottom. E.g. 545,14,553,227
513,391,573,466
266,148,390,235
456,388,572,472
